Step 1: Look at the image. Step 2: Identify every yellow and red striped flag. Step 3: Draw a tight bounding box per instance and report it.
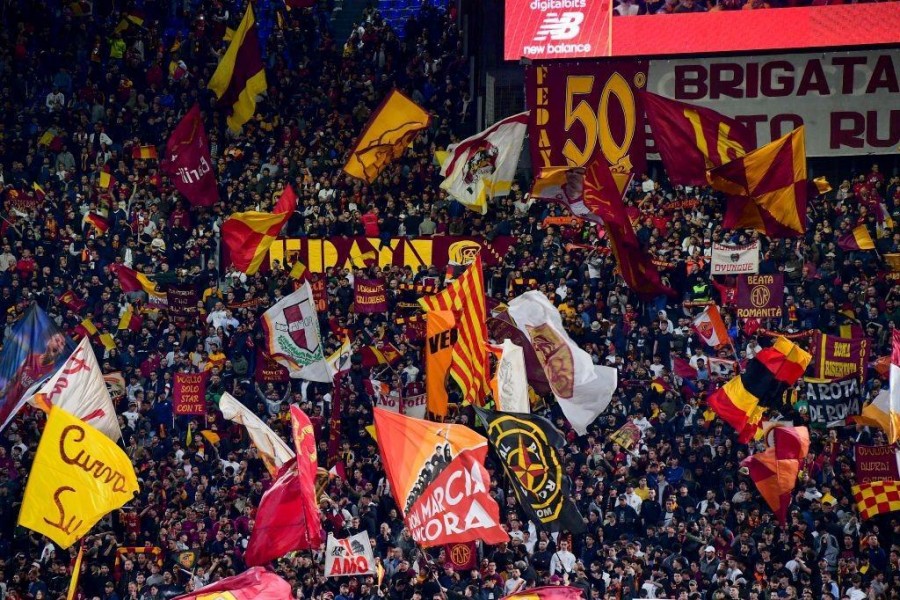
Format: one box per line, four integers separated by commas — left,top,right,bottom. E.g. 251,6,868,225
221,185,297,275
83,212,109,235
132,145,158,160
109,263,159,297
419,254,489,406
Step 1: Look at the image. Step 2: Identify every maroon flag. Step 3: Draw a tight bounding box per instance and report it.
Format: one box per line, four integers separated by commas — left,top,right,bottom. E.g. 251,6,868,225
641,92,753,186
57,290,87,313
444,541,477,571
162,104,218,207
173,372,209,416
172,567,292,600
255,349,290,383
354,278,387,314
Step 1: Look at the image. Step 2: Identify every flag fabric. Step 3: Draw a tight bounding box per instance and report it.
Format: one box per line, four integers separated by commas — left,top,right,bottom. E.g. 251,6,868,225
837,224,876,251
853,330,900,444
66,543,85,600
741,425,809,523
853,480,900,520
244,406,322,565
161,104,219,207
640,92,753,186
77,317,98,337
222,185,297,275
19,406,139,548
530,166,604,227
290,261,308,280
582,159,674,299
207,4,267,132
373,408,507,546
325,338,353,377
261,281,331,382
486,339,530,414
474,407,585,533
172,567,293,600
83,212,109,235
29,337,121,441
131,145,158,160
419,255,489,407
502,587,585,600
709,126,808,238
488,314,552,396
439,112,528,214
98,171,114,189
444,541,478,571
32,182,46,200
343,90,430,183
57,290,86,313
118,305,143,332
219,392,294,476
813,176,832,194
0,305,75,432
359,342,404,368
109,263,159,296
692,304,730,348
506,291,617,435
425,310,456,417
707,336,811,443
366,379,399,413
324,532,376,577
609,421,642,450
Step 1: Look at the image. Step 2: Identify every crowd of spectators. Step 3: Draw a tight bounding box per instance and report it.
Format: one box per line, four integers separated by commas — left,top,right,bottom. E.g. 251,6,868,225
0,1,899,600
613,0,900,16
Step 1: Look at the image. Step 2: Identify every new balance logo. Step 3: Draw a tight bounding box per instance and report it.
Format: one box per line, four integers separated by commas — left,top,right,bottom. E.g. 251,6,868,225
533,12,584,42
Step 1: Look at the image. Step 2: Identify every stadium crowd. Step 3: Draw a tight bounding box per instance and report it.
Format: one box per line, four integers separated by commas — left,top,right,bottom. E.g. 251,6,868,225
612,0,900,16
0,1,899,600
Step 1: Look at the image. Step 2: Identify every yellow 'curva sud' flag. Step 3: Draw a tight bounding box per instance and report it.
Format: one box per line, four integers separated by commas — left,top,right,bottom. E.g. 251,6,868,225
709,126,808,238
343,89,430,184
19,406,139,548
207,4,267,133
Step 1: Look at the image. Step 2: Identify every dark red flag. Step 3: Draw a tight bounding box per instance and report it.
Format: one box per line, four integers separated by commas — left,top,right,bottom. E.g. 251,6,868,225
172,566,292,600
161,104,218,207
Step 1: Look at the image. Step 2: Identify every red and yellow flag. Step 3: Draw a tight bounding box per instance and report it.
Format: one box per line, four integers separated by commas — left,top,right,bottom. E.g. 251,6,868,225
222,185,298,275
343,90,430,183
709,126,808,238
207,4,267,132
131,145,158,160
419,255,489,407
174,567,293,600
109,263,159,296
853,480,900,520
741,425,809,523
838,224,875,251
98,171,115,189
83,212,109,235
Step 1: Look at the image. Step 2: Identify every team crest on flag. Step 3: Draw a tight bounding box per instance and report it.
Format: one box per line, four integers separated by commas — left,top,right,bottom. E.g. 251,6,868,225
526,323,574,399
262,282,331,382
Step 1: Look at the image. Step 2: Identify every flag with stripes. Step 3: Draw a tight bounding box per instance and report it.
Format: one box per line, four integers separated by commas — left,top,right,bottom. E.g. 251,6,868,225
418,254,489,406
132,145,158,160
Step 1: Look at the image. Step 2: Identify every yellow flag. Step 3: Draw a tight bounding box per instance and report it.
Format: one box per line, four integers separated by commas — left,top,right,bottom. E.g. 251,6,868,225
19,407,139,548
289,261,307,280
80,318,98,336
343,90,430,183
67,543,85,600
98,333,116,351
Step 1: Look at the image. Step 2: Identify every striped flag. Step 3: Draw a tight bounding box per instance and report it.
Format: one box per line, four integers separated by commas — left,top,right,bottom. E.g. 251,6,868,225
838,224,875,251
207,4,267,132
109,263,160,297
83,212,109,235
32,182,46,200
419,254,489,406
221,185,297,275
132,145,158,160
854,329,900,444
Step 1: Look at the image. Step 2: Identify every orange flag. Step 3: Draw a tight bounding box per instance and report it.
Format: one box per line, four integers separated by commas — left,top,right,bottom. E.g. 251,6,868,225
222,185,297,275
741,425,809,523
425,310,456,417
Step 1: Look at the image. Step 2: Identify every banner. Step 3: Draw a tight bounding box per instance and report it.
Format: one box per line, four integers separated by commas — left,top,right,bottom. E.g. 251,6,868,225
354,278,387,314
526,62,648,176
325,532,376,577
425,310,456,418
366,380,400,413
474,408,585,533
736,274,784,319
18,406,139,548
104,371,126,400
160,104,218,206
444,541,477,571
373,408,507,547
855,445,900,485
166,284,199,325
309,275,328,313
711,242,760,275
489,340,530,414
804,376,862,428
808,332,870,382
30,337,121,440
401,394,427,419
609,421,642,450
258,236,516,274
261,281,331,382
173,372,209,416
646,50,900,157
255,350,290,383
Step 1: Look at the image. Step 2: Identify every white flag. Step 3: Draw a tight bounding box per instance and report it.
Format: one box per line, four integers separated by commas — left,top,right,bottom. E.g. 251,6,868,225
325,531,376,577
401,393,427,419
440,112,528,214
326,338,353,376
29,337,121,441
219,392,294,474
507,291,617,435
710,241,760,275
491,339,530,414
261,281,332,382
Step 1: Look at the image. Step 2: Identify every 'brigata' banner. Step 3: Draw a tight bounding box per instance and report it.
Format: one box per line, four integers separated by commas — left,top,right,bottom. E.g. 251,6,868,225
354,278,387,314
854,445,900,484
807,332,870,382
711,242,759,275
645,50,899,157
525,61,648,176
803,376,861,428
736,274,783,319
241,236,516,273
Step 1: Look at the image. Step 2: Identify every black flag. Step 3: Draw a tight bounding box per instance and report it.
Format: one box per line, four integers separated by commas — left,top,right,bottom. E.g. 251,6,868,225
474,407,584,534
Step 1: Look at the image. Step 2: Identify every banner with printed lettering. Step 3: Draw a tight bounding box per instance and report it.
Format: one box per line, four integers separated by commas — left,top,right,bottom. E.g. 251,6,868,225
803,376,862,428
255,350,290,384
325,531,376,577
525,62,648,177
711,242,759,275
309,275,328,313
104,371,126,401
166,284,199,326
354,278,388,314
808,332,870,382
736,274,784,319
401,394,427,419
173,372,210,416
366,379,400,413
855,445,900,484
18,406,139,548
